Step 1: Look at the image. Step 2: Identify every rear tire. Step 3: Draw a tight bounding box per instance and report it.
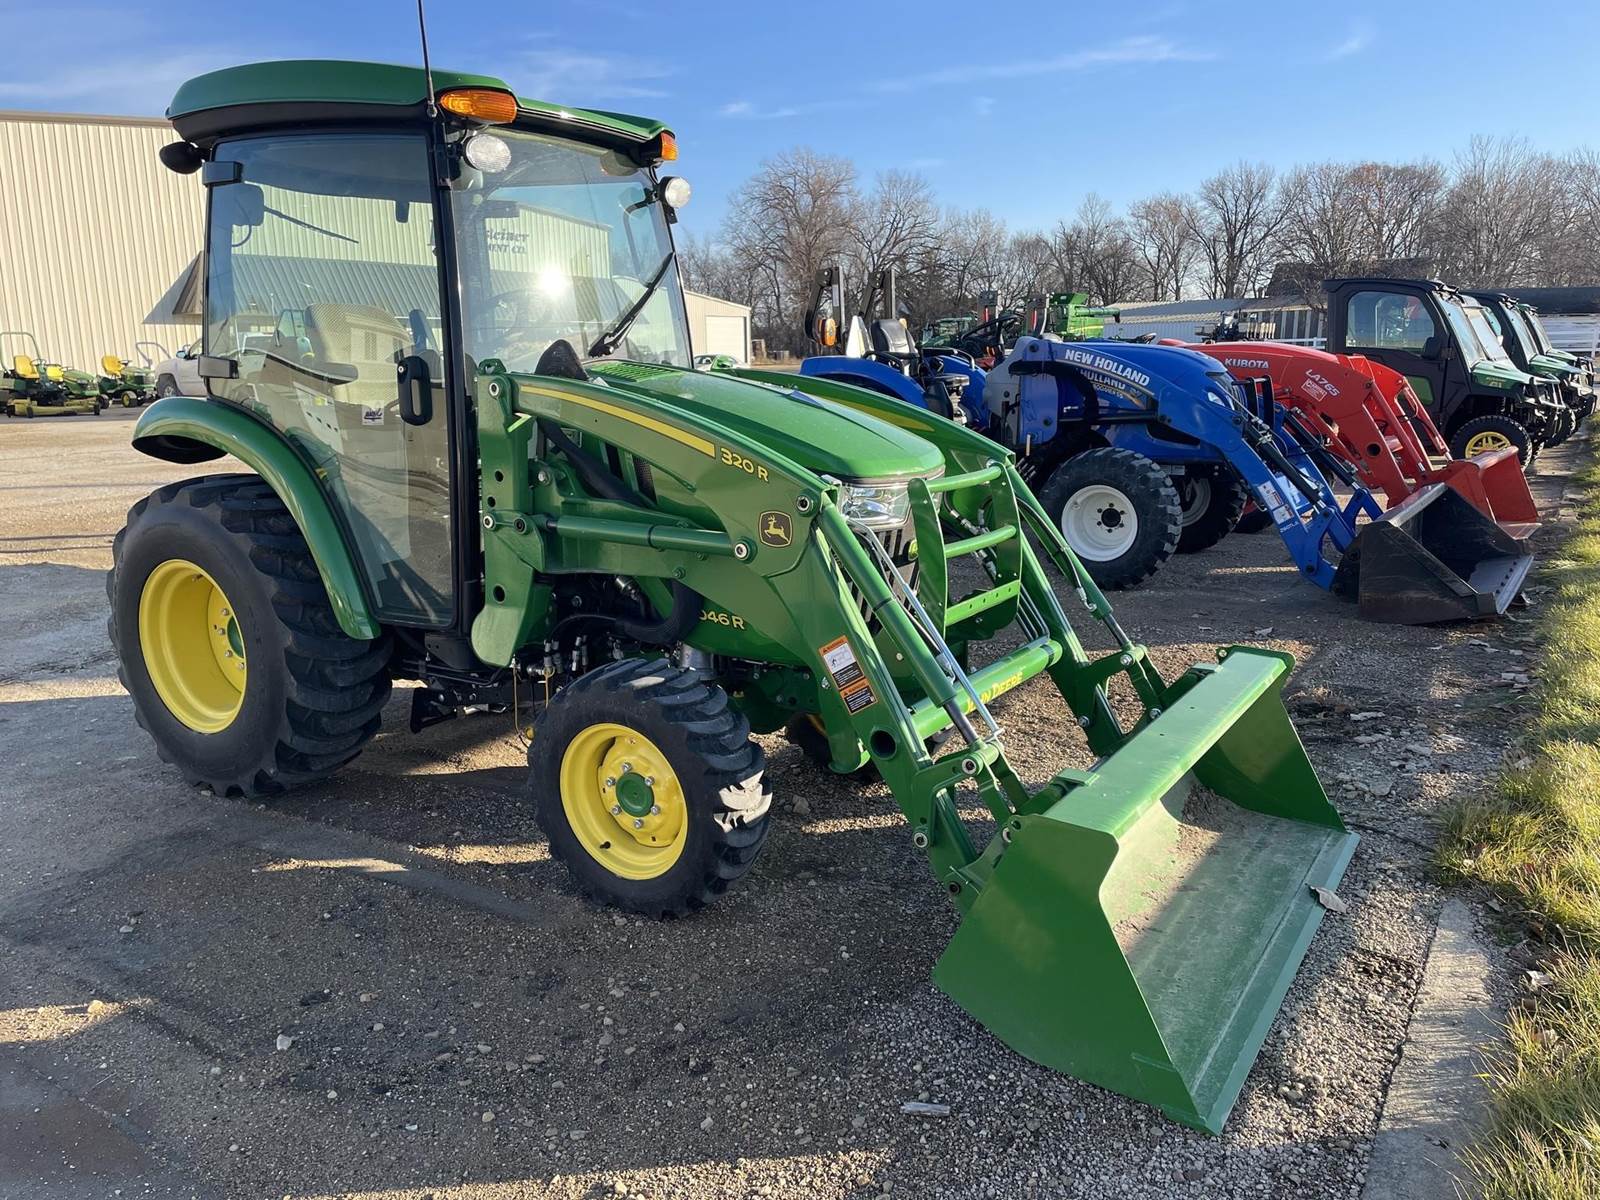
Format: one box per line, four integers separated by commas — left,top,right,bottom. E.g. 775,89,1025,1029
1175,470,1250,554
157,375,179,398
108,474,391,797
1038,448,1181,589
530,658,772,917
1450,414,1532,464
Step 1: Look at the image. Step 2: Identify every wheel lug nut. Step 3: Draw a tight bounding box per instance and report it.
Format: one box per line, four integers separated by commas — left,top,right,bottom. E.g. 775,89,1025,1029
632,818,644,829
610,804,622,815
644,776,655,786
649,804,660,815
604,777,616,788
621,762,633,773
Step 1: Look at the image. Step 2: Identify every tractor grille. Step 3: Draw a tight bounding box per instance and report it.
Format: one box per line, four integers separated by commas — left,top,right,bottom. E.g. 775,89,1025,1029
848,515,919,633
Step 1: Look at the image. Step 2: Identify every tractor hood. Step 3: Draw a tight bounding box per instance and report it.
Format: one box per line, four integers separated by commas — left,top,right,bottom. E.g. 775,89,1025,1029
1527,353,1579,380
1052,339,1236,403
1471,360,1538,392
585,361,944,482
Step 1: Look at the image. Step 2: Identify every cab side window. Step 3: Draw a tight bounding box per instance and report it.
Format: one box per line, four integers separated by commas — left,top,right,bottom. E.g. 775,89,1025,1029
1346,291,1436,353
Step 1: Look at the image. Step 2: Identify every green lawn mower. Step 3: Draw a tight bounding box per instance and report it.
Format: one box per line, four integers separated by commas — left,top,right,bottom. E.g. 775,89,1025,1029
2,331,100,418
98,344,162,407
110,59,1356,1134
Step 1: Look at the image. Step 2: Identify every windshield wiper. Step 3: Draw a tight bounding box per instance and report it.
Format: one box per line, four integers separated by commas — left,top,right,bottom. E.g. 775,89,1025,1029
263,203,358,245
587,252,675,359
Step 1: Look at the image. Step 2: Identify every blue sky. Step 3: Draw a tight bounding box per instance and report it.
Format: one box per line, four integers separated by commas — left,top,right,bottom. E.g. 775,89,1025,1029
4,1,1597,237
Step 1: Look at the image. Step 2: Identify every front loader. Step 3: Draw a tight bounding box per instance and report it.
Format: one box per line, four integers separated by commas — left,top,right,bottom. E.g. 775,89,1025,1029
110,59,1358,1134
1188,341,1541,537
800,270,1527,621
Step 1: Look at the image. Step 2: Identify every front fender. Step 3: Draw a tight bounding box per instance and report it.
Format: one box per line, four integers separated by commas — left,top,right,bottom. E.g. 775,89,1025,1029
798,355,929,409
131,397,380,640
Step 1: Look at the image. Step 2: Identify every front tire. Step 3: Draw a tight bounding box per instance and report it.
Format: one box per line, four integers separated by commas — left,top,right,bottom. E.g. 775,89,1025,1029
157,375,180,398
530,658,772,917
1037,448,1181,589
1450,414,1532,464
108,474,391,797
1175,469,1249,554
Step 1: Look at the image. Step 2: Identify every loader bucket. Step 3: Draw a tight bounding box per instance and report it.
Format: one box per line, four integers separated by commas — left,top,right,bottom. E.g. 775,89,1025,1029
934,647,1357,1133
1428,446,1540,534
1334,483,1535,623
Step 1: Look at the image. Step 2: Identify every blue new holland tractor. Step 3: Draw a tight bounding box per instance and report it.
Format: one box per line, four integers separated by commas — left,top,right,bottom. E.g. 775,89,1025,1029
793,269,1531,623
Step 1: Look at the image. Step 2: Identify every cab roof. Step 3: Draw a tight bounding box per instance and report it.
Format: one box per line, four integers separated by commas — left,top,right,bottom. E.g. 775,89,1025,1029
167,59,668,147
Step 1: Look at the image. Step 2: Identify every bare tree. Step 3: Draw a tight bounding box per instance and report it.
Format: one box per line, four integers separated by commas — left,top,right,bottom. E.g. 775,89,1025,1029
722,147,857,353
1184,162,1286,298
846,170,941,317
1278,162,1366,282
1129,193,1200,300
1436,136,1562,286
1348,161,1446,261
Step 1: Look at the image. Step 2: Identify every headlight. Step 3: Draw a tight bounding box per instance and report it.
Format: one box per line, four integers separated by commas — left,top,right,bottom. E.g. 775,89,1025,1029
837,481,911,528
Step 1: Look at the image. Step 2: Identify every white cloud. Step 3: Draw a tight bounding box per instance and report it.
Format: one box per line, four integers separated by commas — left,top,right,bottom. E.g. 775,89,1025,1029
0,7,263,113
873,35,1216,92
1325,24,1373,60
715,97,853,120
974,95,997,118
513,40,673,102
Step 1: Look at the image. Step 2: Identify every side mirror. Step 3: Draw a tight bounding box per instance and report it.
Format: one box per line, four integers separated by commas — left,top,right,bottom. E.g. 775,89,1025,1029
218,182,265,229
1421,335,1442,360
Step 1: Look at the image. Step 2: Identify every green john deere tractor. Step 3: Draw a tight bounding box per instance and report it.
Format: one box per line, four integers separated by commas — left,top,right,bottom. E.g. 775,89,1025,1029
110,59,1356,1134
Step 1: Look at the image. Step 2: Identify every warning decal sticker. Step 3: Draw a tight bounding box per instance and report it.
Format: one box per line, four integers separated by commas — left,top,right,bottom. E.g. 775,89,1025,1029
819,636,877,712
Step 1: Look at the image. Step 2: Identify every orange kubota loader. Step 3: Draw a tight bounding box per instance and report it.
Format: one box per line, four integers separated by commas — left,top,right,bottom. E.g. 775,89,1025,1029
1171,341,1540,537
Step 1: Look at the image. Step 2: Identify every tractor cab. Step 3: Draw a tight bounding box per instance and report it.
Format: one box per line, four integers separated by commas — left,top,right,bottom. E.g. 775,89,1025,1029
1467,290,1590,446
1323,276,1560,462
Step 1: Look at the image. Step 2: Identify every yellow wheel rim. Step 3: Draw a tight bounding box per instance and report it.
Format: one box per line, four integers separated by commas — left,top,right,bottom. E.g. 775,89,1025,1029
138,559,247,733
1463,429,1513,457
559,724,688,880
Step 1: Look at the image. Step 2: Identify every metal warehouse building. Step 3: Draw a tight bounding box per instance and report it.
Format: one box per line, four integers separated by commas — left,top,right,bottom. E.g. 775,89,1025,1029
0,109,751,374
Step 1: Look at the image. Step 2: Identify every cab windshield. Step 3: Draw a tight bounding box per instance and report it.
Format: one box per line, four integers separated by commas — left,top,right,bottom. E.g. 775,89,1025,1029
1462,301,1516,366
1518,307,1556,354
449,129,691,374
1498,304,1541,358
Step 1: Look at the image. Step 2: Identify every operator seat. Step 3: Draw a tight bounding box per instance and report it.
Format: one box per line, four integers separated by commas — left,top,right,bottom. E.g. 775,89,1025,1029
303,303,411,418
867,318,971,421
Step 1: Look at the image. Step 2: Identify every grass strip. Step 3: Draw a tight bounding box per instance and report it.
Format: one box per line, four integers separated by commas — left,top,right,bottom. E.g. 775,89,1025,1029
1440,453,1600,1199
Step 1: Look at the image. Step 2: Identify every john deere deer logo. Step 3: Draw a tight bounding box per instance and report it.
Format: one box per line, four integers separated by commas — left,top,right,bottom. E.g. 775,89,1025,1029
759,511,792,547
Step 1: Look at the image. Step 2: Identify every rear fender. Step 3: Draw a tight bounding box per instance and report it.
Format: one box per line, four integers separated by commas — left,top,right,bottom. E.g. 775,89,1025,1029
130,396,380,640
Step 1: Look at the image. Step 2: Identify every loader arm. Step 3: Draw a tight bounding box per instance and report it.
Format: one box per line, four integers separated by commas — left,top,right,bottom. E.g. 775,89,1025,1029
482,361,1357,1132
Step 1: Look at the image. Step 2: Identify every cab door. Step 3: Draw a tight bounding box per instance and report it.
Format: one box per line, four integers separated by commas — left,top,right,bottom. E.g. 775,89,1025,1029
202,132,456,627
1338,286,1451,417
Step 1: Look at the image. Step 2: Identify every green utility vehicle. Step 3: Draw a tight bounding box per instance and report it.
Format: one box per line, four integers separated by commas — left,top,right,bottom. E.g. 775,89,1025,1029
1466,291,1592,445
1041,291,1121,339
110,60,1355,1133
1323,277,1564,463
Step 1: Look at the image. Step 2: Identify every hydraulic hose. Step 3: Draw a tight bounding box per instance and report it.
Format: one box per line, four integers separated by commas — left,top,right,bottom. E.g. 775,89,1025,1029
538,420,703,647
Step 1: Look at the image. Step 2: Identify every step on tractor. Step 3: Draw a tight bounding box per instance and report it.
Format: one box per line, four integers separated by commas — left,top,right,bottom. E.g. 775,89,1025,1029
1180,341,1541,536
98,344,163,407
110,58,1359,1133
800,272,1528,622
1467,290,1592,445
1,331,101,418
1322,277,1566,464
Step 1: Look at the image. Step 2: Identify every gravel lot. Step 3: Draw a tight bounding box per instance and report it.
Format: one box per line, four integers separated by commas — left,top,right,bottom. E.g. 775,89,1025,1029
0,407,1580,1199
